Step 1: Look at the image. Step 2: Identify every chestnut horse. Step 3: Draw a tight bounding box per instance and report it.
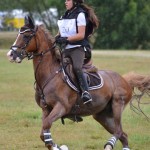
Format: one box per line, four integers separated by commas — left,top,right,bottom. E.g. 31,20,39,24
7,16,150,150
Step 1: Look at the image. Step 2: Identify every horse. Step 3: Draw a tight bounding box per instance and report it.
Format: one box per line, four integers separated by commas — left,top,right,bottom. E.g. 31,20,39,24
7,16,150,150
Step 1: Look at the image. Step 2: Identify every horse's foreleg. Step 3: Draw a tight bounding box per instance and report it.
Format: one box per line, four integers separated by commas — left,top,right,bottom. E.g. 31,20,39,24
42,103,67,150
40,108,51,142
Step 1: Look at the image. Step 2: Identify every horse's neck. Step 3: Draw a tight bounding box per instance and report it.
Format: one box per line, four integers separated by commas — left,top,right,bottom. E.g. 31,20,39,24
33,27,60,84
33,48,60,85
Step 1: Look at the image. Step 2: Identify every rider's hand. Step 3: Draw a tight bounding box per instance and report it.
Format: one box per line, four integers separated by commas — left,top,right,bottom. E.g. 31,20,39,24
55,37,69,45
55,35,60,41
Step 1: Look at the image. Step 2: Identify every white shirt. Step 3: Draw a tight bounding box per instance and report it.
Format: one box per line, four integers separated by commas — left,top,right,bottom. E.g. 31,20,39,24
77,12,86,26
57,12,86,49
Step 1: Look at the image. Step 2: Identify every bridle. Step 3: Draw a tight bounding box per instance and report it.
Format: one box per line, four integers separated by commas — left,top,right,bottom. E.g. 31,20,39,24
10,27,37,60
10,26,56,60
10,25,60,108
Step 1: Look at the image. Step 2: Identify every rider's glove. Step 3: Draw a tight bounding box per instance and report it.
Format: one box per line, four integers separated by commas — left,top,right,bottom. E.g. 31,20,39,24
55,37,69,45
55,35,60,41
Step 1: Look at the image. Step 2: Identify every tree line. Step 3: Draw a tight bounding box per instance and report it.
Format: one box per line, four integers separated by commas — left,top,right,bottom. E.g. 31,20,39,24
0,0,150,50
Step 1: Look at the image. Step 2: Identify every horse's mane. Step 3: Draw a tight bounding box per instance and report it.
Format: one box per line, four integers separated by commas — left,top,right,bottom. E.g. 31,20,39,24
39,24,54,44
38,25,61,61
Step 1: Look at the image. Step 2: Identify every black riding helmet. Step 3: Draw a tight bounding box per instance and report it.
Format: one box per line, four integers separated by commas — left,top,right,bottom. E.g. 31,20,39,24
73,0,84,5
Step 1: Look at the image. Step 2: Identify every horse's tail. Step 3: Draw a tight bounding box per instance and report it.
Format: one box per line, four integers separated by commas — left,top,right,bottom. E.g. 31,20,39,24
123,72,150,119
123,72,150,93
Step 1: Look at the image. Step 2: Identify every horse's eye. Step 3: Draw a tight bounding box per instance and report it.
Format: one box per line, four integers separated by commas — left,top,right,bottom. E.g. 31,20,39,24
23,35,30,42
23,35,30,40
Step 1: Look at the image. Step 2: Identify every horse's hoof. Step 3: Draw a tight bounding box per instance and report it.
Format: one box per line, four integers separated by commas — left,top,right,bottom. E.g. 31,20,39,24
53,147,59,150
104,144,112,150
60,145,69,150
123,148,130,150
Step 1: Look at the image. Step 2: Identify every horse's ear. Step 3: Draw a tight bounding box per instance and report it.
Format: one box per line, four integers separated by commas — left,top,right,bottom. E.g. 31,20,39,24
24,15,35,29
25,16,29,25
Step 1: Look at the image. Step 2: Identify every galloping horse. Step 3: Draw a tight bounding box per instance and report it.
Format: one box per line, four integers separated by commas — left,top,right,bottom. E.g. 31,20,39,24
7,16,150,150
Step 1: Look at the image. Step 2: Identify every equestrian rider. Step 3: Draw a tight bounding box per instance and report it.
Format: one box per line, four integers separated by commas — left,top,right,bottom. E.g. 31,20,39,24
56,0,99,104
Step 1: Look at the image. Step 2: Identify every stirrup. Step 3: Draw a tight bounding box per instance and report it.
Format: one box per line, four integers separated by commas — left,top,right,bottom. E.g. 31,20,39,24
81,91,92,104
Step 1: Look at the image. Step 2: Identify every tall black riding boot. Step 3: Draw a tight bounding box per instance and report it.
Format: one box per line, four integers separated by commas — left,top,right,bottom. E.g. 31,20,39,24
75,70,92,104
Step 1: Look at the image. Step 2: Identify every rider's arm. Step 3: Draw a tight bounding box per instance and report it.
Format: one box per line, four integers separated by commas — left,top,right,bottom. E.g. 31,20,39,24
67,12,86,42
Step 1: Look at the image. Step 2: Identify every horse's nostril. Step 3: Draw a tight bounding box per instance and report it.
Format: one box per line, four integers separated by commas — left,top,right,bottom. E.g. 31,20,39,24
10,52,13,57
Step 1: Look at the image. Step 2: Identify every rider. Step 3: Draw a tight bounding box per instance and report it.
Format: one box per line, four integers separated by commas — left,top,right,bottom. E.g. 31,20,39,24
56,0,99,104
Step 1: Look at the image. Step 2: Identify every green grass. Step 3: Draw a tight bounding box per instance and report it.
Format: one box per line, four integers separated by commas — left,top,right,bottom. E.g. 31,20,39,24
0,50,150,150
0,32,18,49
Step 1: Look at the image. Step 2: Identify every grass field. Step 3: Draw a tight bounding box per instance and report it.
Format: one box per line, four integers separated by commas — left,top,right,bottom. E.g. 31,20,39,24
0,50,150,150
0,32,18,49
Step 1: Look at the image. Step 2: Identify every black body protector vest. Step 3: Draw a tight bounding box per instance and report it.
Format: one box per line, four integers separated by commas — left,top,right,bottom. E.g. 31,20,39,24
58,6,94,48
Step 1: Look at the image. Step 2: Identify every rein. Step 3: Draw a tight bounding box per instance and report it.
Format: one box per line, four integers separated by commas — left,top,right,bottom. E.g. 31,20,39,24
11,25,61,107
10,27,38,60
25,27,60,108
31,42,56,59
10,26,56,60
33,50,62,108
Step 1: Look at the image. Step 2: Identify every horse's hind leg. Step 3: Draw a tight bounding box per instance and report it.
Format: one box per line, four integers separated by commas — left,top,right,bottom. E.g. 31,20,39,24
93,97,130,150
111,93,131,150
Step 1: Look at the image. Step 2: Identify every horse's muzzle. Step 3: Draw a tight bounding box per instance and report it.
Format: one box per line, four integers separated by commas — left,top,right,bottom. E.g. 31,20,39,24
7,50,22,63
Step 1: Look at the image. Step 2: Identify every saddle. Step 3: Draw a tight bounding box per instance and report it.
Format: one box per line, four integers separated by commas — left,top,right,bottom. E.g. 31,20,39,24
62,58,104,92
60,58,104,123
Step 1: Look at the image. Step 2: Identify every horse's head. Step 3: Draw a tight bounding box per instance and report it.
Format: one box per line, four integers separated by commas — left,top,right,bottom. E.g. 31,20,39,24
7,16,38,63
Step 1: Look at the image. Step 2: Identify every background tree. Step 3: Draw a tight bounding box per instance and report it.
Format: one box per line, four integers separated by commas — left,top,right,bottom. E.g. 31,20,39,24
87,0,150,49
0,0,150,49
0,0,65,34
